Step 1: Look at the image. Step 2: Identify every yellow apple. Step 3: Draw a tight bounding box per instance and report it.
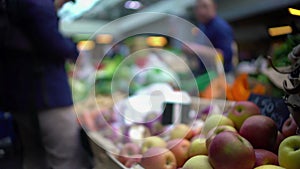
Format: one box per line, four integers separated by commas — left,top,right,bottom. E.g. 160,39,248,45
254,165,285,169
188,138,207,158
202,114,234,135
170,124,194,140
182,155,213,169
141,136,166,153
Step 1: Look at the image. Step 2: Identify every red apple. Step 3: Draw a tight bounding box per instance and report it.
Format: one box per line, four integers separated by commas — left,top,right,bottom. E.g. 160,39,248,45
282,116,298,137
118,142,141,164
167,139,190,167
140,147,177,169
190,120,204,136
206,125,237,148
206,126,237,148
124,154,142,168
208,131,255,169
240,115,278,151
227,101,261,130
274,132,285,154
254,149,278,167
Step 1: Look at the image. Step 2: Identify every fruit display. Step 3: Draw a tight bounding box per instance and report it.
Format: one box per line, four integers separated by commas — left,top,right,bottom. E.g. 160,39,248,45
79,98,299,169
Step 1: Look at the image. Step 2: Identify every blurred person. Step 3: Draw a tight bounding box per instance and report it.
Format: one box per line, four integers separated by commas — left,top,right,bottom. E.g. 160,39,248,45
0,0,91,169
184,0,234,74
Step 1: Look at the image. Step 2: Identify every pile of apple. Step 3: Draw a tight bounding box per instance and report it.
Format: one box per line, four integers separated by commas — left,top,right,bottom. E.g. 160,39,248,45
116,101,300,169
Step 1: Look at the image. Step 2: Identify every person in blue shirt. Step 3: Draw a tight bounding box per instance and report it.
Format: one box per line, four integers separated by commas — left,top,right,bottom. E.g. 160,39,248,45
0,0,91,168
184,0,234,74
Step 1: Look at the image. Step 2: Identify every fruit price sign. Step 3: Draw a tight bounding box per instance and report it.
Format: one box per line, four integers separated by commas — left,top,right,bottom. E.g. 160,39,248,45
248,94,290,131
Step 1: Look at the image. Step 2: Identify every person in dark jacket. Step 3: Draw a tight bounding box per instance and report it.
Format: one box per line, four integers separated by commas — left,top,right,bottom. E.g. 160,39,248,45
0,0,91,168
184,0,234,75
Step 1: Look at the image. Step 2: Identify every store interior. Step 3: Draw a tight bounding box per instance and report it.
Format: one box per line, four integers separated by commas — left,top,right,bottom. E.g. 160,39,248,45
1,0,300,169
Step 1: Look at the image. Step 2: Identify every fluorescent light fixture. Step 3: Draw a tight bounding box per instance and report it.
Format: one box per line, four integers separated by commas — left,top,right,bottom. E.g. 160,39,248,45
77,40,95,51
289,8,300,16
124,1,143,10
268,26,292,37
58,0,100,21
96,34,113,44
146,36,168,47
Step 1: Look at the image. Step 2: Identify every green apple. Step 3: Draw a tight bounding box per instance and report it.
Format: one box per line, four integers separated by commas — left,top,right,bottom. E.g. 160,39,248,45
182,155,213,169
188,138,207,158
141,136,166,153
254,165,285,169
202,114,234,135
278,135,300,169
227,101,260,130
170,124,194,140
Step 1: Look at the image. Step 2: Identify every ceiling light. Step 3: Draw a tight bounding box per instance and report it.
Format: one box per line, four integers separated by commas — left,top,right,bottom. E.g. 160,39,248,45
146,36,168,47
289,8,300,16
77,40,95,51
96,34,113,44
124,1,143,10
268,26,293,37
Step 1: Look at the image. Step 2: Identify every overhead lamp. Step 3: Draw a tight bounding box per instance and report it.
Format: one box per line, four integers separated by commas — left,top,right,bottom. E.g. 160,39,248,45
146,36,168,47
124,0,143,10
289,8,300,16
96,34,113,44
268,26,293,37
77,40,95,51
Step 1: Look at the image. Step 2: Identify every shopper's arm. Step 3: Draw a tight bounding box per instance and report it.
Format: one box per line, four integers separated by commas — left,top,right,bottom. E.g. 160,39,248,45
183,43,217,58
19,0,78,61
213,28,234,72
